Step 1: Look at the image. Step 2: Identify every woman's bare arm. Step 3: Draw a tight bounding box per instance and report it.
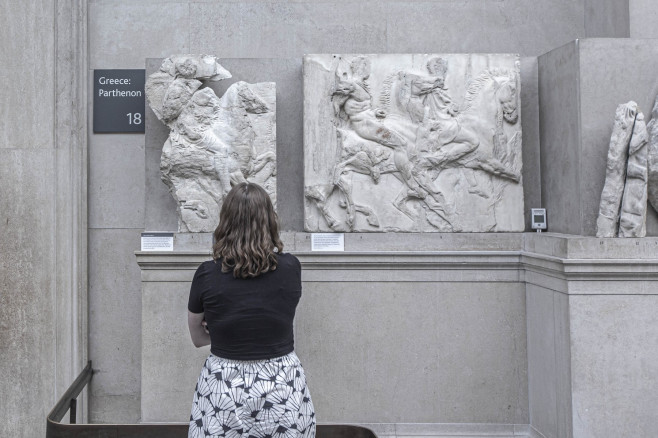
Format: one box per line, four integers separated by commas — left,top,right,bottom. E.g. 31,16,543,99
188,311,211,348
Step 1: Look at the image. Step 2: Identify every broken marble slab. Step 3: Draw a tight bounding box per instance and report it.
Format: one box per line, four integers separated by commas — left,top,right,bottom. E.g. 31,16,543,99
146,55,276,232
596,101,638,238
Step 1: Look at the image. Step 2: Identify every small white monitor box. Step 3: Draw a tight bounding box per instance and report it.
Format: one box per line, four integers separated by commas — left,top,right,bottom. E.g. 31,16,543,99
531,208,547,232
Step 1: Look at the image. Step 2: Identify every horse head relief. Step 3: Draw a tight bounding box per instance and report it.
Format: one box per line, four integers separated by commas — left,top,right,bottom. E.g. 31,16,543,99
303,54,525,233
146,55,277,232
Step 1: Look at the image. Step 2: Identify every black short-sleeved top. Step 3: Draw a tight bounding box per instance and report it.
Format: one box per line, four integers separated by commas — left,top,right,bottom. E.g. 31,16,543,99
188,253,302,360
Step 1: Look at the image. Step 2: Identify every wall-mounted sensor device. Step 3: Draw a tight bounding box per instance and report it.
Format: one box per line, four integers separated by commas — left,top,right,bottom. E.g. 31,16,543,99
531,208,547,232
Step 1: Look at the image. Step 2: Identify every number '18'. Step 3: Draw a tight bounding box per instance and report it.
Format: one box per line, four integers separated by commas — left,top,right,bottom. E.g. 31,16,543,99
126,113,142,125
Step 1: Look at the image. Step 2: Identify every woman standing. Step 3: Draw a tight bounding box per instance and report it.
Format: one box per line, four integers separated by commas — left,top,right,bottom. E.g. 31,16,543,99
187,182,316,438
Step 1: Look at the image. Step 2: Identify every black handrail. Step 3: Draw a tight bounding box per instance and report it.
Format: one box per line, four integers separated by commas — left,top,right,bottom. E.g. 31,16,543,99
47,361,377,438
47,361,92,425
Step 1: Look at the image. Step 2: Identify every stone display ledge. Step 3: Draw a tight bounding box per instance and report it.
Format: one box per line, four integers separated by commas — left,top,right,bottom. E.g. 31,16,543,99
136,232,658,294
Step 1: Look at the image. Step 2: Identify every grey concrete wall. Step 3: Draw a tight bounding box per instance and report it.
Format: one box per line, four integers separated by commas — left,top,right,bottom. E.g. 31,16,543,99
538,38,658,236
525,286,572,438
585,0,630,38
570,295,658,437
297,280,528,424
87,0,632,424
1,1,88,436
630,0,658,38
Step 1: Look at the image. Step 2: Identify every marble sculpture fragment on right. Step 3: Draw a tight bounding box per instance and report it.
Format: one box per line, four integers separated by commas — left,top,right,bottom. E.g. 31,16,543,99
647,93,658,214
303,54,524,232
597,102,638,237
597,100,652,238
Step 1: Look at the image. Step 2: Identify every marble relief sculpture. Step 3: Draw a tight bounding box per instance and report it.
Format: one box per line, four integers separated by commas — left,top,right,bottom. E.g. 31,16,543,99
597,100,654,238
146,55,276,232
304,54,524,232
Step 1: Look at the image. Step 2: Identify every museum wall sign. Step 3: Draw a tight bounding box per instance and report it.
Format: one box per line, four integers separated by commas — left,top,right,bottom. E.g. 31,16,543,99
94,69,146,133
303,54,524,233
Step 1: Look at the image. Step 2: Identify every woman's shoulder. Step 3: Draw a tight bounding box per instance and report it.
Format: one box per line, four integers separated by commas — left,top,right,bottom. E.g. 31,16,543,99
277,252,301,270
195,259,219,274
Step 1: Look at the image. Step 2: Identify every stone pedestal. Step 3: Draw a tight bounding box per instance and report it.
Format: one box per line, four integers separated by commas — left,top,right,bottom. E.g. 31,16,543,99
136,233,658,437
524,233,658,438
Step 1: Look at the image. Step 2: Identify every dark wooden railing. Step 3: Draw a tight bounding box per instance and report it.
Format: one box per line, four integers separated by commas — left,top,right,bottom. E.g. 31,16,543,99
47,361,377,438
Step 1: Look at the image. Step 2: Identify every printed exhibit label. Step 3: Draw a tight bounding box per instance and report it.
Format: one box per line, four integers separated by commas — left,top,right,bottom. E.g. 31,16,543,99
141,232,174,251
311,233,345,251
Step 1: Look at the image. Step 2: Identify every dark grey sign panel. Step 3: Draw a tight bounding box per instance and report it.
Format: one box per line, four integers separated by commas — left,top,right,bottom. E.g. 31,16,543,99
93,69,145,133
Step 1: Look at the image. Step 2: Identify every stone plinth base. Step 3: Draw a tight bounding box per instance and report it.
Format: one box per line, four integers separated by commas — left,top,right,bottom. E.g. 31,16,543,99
136,233,658,438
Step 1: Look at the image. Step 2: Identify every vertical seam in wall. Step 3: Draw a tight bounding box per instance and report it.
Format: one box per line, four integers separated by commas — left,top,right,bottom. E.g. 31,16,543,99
53,0,60,403
535,57,542,209
575,39,583,235
188,1,192,53
552,292,560,438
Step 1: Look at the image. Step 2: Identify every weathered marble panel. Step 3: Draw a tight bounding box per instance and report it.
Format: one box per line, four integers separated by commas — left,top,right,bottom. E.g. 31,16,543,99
146,55,277,232
304,54,524,232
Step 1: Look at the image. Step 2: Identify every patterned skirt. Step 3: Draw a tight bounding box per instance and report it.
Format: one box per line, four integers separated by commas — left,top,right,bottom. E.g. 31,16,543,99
188,352,316,438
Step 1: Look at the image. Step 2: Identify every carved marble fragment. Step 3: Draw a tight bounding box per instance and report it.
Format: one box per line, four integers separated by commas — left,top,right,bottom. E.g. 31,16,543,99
647,93,658,214
596,102,638,238
146,55,277,232
618,112,649,237
303,54,524,232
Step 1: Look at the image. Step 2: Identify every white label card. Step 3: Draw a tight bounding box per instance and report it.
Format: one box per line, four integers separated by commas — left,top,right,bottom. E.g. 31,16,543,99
141,232,174,251
311,233,345,252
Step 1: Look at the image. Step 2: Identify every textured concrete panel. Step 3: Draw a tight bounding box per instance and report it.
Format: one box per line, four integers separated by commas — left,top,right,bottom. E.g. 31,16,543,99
525,286,558,438
570,295,658,438
88,133,145,229
538,41,581,235
189,2,388,58
435,282,528,423
579,39,658,236
630,0,658,38
0,149,56,438
141,280,208,422
584,0,630,38
553,292,572,438
89,394,141,425
88,1,190,68
296,282,528,423
384,0,584,56
88,228,144,423
0,0,55,150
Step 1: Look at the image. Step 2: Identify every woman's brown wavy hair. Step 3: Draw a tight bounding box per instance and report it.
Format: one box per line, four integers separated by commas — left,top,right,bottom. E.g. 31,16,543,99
212,182,283,278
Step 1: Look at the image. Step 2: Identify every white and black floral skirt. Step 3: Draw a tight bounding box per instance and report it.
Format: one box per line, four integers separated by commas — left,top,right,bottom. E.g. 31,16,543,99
188,352,316,438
